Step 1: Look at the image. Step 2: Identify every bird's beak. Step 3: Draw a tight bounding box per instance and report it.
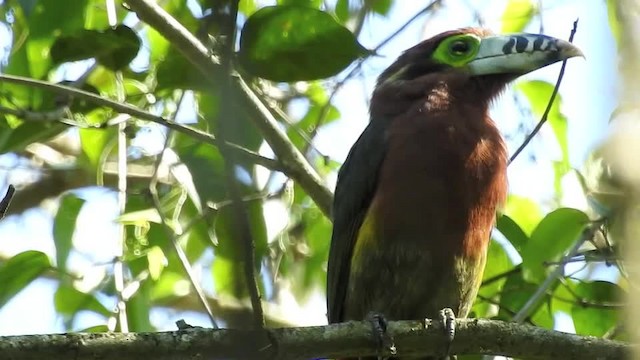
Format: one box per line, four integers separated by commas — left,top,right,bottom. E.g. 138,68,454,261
467,33,583,76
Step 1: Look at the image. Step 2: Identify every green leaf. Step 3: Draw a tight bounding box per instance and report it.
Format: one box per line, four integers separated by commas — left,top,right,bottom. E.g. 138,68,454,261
151,271,190,302
499,272,553,327
475,240,514,318
239,5,369,81
53,194,86,270
54,284,110,317
239,0,258,16
79,325,110,332
126,281,153,331
212,256,245,297
26,0,90,78
79,127,116,168
156,50,218,91
503,195,543,236
0,122,68,153
212,200,268,298
550,279,577,315
606,0,621,47
301,206,332,294
521,208,588,282
335,0,350,22
571,281,621,336
0,251,51,308
501,0,535,33
278,0,323,7
367,0,392,16
496,214,528,252
147,246,167,281
50,25,141,70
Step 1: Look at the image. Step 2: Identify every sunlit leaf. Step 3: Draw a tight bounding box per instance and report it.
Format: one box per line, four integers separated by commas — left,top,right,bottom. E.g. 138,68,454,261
571,281,621,336
79,325,110,332
147,246,167,281
335,0,350,22
151,271,191,302
126,281,153,331
79,127,116,168
239,5,370,81
366,0,392,16
0,251,51,308
53,194,85,270
517,80,569,196
278,0,323,8
475,240,514,318
503,195,543,235
521,208,588,282
496,214,528,252
54,284,110,317
501,0,535,33
606,0,621,46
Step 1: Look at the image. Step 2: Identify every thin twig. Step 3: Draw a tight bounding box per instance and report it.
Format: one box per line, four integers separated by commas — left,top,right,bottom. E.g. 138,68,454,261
0,185,15,220
509,19,579,164
113,71,129,333
374,0,444,52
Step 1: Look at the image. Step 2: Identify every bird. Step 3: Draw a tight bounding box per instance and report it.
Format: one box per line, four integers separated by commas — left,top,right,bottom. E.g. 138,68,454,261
326,27,582,359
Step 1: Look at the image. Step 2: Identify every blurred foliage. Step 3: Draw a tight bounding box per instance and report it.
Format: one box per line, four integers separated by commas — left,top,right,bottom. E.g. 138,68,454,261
0,0,627,357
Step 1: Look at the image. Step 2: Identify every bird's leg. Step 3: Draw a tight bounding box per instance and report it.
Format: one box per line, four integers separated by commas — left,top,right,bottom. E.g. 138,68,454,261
366,311,397,359
439,308,457,360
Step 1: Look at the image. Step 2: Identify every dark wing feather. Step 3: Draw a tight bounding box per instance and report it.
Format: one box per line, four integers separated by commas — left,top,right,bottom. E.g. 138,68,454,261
327,119,388,323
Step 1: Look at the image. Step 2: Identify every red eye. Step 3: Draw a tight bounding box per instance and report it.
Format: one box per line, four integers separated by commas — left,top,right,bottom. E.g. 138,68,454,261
449,40,470,55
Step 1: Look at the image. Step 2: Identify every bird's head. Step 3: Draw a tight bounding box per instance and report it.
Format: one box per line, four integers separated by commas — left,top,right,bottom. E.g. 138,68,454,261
373,28,583,115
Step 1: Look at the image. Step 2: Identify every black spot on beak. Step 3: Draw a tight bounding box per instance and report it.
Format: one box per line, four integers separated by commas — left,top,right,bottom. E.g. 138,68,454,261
502,38,516,54
515,36,528,52
533,37,544,51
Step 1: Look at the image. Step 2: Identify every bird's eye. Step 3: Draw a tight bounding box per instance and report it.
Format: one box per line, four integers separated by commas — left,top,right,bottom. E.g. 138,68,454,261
449,40,470,55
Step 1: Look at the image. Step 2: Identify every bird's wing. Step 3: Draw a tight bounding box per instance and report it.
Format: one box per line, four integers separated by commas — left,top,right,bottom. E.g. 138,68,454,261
327,119,388,323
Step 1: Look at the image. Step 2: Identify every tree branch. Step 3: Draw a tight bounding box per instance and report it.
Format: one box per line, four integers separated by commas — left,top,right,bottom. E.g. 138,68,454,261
0,319,628,359
124,0,334,218
0,74,282,173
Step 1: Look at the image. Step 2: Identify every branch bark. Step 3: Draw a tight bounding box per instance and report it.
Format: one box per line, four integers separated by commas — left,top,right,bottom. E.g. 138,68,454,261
0,319,629,360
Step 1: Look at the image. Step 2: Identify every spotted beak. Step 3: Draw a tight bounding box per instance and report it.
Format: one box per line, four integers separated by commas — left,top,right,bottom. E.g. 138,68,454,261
467,33,583,76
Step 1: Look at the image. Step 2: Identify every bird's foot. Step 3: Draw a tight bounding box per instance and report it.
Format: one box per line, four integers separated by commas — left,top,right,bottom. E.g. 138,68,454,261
366,311,397,358
439,308,456,360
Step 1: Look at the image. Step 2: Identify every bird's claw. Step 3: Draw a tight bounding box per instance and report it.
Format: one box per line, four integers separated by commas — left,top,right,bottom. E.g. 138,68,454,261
439,308,456,359
367,311,397,358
